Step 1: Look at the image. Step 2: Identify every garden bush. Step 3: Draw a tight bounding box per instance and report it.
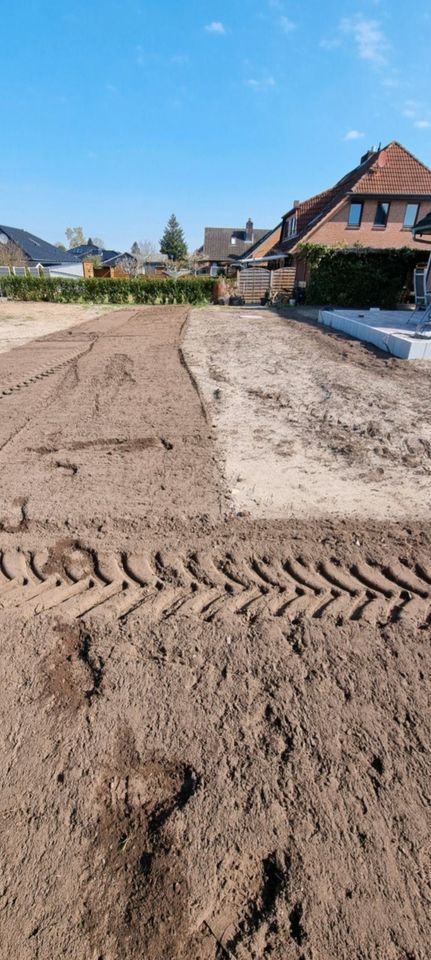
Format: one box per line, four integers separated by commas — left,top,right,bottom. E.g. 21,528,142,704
300,244,423,309
0,274,214,306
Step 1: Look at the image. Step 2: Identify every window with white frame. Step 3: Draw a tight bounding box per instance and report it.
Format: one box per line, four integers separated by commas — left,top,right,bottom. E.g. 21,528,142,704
284,214,297,240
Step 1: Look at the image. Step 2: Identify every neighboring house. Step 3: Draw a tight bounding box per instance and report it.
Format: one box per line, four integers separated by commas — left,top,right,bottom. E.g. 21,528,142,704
200,219,271,274
277,141,431,288
69,242,136,269
0,225,84,277
139,253,169,276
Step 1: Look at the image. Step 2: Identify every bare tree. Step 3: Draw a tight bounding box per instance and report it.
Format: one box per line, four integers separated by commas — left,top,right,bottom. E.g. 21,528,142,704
114,257,136,276
130,240,160,274
65,229,105,250
65,226,86,249
0,240,25,268
87,236,105,249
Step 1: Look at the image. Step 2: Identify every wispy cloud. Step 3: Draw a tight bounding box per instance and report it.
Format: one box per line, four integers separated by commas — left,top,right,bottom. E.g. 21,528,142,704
340,15,389,67
321,14,389,68
280,15,296,33
247,76,276,91
402,99,420,119
205,21,226,34
170,54,189,65
320,35,342,51
344,129,365,141
381,73,401,89
401,99,431,129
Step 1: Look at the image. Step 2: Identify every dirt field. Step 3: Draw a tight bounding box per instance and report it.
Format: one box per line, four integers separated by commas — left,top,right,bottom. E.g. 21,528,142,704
185,306,431,520
0,305,430,960
0,300,119,355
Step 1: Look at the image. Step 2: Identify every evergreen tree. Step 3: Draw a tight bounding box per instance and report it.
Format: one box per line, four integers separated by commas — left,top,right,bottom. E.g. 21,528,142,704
160,214,188,261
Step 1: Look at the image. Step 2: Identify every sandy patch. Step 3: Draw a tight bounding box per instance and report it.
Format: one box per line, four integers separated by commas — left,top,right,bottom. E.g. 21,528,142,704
0,300,119,355
184,306,431,521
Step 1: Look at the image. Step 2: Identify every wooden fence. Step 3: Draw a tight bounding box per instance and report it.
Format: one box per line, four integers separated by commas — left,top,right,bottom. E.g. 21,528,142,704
238,266,297,303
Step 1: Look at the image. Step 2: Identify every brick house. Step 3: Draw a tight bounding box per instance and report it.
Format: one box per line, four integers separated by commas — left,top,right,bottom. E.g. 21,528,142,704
242,142,431,290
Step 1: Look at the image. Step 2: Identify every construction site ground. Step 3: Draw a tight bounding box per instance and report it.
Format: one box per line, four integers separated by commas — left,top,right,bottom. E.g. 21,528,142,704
0,303,429,960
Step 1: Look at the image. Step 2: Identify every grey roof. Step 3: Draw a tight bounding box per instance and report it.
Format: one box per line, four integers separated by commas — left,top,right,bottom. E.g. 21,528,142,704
203,226,271,262
70,243,136,265
68,243,99,258
101,249,135,265
0,225,78,264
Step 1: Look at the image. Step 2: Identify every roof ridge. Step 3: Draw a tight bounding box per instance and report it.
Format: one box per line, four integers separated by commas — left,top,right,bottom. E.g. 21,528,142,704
282,152,379,219
387,139,431,175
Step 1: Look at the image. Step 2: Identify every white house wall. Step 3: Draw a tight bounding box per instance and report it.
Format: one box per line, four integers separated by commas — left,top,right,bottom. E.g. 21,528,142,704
45,263,84,279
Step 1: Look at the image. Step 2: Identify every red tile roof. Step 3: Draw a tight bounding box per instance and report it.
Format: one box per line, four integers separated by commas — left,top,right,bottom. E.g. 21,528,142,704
280,141,431,252
351,142,431,196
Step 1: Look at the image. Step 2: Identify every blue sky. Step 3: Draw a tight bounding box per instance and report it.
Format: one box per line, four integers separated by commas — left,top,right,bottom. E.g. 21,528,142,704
2,0,431,252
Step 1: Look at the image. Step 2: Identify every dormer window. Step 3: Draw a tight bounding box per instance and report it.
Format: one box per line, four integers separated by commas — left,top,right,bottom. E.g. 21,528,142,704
231,236,237,245
284,214,297,240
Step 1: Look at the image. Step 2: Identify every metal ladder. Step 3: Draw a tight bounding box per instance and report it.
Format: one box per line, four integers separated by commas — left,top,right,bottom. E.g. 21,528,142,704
415,301,431,338
411,251,431,337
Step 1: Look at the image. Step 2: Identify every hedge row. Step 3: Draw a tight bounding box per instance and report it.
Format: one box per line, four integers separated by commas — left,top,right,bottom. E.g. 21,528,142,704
0,274,215,305
302,245,423,309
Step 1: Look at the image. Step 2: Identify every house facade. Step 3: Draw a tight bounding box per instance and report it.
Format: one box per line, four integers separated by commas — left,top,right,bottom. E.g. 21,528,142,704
279,142,431,288
236,143,431,293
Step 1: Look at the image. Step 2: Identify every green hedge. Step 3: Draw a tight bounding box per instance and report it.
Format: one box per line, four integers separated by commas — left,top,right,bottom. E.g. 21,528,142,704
0,274,215,305
301,245,423,309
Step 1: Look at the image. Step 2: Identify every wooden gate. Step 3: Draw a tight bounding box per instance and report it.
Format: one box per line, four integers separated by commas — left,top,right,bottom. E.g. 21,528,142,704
271,266,296,295
238,266,297,303
238,268,271,304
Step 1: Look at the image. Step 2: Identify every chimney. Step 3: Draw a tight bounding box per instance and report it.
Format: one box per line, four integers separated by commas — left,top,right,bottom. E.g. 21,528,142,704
293,200,300,209
246,218,254,243
360,146,379,165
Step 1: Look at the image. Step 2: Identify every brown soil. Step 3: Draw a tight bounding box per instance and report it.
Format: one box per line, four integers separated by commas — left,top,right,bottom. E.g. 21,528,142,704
0,306,429,960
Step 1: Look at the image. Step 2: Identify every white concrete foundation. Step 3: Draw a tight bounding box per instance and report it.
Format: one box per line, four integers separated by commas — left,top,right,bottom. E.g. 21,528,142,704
318,308,431,360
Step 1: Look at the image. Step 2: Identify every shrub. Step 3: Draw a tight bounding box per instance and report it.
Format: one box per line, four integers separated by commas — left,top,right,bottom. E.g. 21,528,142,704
0,275,214,306
300,244,423,309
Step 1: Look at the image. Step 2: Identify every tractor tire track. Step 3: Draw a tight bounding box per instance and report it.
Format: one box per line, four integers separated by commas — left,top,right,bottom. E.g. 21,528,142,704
0,340,96,399
0,546,430,626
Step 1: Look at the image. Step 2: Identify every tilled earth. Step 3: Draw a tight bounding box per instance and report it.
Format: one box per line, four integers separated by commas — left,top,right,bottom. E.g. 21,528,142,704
0,306,429,960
